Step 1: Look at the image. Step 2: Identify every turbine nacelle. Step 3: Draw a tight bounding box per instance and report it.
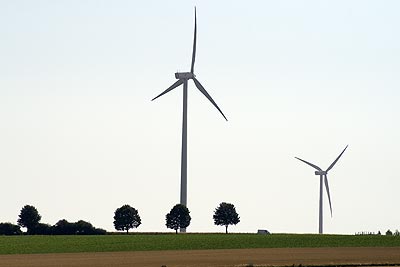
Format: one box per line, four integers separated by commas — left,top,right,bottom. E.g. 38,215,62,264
175,72,195,80
315,170,327,176
151,7,227,122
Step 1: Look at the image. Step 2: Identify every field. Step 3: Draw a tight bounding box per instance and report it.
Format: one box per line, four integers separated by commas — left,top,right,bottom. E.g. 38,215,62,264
1,234,400,267
0,233,400,254
0,247,400,267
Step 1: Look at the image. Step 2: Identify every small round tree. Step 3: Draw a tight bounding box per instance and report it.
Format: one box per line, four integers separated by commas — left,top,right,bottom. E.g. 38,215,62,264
213,202,240,234
113,204,141,234
166,204,191,234
17,205,41,234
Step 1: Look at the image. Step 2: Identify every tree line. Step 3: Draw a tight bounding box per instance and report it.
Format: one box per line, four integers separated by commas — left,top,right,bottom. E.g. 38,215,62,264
355,230,400,236
0,205,106,235
115,202,240,234
0,202,240,235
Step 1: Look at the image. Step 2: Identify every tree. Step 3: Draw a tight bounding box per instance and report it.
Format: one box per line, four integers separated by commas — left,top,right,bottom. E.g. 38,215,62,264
17,205,41,234
31,223,53,235
166,204,191,234
75,220,95,235
0,223,22,235
213,202,240,234
91,227,107,235
386,229,393,236
53,219,75,235
113,205,141,234
52,219,106,235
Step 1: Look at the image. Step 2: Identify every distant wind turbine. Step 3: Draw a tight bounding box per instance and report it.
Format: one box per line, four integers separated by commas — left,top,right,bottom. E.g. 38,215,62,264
295,145,348,234
152,7,227,232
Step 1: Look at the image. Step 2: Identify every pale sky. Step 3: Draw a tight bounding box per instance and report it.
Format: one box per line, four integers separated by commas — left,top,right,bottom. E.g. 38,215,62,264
1,0,399,234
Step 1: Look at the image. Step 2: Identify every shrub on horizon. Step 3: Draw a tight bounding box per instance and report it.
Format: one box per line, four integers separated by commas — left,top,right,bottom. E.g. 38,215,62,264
0,222,22,235
53,219,106,235
30,223,53,235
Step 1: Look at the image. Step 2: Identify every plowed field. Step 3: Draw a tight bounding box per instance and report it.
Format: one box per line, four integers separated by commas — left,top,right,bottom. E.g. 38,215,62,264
0,247,399,267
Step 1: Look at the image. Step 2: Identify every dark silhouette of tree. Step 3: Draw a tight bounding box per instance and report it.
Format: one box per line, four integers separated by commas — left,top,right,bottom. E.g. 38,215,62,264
386,229,393,236
75,220,96,235
0,223,22,235
53,219,106,235
17,205,41,234
91,227,107,235
213,202,240,234
31,223,53,235
53,219,75,235
113,205,141,234
166,204,191,234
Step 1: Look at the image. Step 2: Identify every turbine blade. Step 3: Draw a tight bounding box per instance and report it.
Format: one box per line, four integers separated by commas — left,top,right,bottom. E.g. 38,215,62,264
190,7,197,73
326,145,348,172
294,157,322,171
151,80,184,101
193,77,228,121
324,175,333,217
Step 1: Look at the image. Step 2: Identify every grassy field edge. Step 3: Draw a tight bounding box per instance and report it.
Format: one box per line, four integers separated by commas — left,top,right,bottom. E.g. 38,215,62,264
1,233,400,255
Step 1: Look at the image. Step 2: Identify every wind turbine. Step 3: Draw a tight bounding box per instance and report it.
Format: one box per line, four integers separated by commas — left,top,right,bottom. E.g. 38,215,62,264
295,145,348,234
152,8,227,232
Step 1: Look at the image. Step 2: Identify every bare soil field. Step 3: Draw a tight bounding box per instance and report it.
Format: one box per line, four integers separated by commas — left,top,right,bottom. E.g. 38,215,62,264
0,247,399,267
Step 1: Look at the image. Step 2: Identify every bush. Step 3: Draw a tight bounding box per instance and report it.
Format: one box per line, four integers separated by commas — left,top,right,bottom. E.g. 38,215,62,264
53,219,106,235
386,229,393,236
0,223,22,235
53,219,75,235
92,227,107,235
31,223,53,235
75,220,106,235
75,220,95,235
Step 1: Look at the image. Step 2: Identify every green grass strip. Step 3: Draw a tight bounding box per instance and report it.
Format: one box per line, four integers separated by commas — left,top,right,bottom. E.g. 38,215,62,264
0,233,400,255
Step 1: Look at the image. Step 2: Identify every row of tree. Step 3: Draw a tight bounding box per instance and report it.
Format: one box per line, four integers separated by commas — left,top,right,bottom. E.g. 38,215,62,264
113,202,240,234
355,230,400,236
385,229,400,236
0,205,106,235
0,202,240,235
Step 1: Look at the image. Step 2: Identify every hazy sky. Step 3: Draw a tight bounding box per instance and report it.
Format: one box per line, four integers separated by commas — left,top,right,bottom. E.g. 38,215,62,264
1,0,399,234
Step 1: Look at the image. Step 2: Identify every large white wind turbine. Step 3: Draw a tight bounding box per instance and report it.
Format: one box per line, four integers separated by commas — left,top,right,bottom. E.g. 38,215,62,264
152,8,227,232
295,145,348,234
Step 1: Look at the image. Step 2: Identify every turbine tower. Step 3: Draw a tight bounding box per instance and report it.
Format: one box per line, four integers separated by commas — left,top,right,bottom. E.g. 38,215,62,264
295,145,348,234
152,8,227,232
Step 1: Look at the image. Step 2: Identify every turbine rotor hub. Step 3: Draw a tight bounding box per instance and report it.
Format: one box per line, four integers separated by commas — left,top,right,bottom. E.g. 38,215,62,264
175,72,195,79
315,171,327,175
